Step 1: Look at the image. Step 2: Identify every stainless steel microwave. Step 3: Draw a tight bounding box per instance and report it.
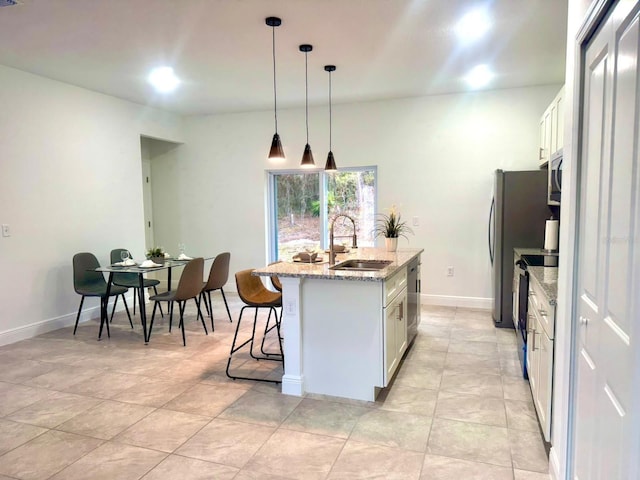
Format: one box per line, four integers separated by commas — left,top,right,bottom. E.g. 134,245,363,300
548,149,562,205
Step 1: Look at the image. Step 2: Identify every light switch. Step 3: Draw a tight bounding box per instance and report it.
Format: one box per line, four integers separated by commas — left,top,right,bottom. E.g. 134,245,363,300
285,299,297,315
412,216,419,226
1,224,9,237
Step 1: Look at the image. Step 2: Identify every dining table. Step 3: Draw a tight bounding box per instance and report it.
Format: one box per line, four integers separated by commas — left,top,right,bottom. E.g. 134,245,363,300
95,257,209,344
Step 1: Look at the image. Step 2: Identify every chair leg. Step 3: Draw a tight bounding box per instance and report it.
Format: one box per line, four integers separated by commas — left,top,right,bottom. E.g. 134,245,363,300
201,291,211,318
133,288,137,316
169,302,174,332
110,295,118,323
122,294,133,328
98,297,111,339
73,296,85,335
226,306,282,384
273,307,284,363
260,307,283,357
195,296,208,335
153,286,164,318
179,301,187,346
220,288,233,323
148,301,158,341
206,291,215,331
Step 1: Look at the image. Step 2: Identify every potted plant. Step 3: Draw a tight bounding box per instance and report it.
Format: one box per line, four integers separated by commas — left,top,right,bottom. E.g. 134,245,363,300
374,206,413,252
146,247,166,265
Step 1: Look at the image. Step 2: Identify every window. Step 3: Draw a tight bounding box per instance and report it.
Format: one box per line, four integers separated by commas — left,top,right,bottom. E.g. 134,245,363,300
267,167,377,261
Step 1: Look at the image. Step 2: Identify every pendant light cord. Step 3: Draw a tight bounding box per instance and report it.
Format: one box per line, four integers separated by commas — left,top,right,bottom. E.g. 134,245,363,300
272,26,278,133
328,71,332,150
305,51,309,143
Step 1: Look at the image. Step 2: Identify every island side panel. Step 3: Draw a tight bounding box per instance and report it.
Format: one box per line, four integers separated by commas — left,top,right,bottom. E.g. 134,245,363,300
280,277,304,396
301,278,383,402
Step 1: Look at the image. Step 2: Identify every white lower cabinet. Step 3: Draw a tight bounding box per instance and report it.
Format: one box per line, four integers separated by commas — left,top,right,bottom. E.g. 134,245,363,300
384,287,407,382
526,275,555,442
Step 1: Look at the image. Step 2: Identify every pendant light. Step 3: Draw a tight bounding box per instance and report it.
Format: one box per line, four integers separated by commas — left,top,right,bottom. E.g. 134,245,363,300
266,17,285,161
299,44,315,168
324,65,337,171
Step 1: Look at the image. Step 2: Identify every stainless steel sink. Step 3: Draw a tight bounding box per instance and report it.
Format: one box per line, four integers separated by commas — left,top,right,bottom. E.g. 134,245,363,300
329,259,392,271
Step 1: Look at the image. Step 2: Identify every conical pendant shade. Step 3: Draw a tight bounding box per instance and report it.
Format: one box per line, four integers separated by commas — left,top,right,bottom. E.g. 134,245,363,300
266,17,285,162
268,133,285,160
324,151,337,171
324,65,337,171
301,143,315,168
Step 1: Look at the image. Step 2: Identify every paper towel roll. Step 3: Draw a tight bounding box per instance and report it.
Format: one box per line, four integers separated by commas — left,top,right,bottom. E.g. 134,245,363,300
544,219,559,251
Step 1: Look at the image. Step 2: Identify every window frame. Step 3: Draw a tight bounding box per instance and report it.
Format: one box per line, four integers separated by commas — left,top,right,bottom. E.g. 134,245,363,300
266,166,378,263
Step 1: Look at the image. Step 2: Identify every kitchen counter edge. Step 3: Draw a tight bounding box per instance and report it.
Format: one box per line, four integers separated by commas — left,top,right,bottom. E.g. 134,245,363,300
253,248,424,282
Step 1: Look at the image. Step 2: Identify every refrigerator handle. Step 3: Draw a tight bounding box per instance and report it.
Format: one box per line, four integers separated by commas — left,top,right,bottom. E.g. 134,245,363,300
488,196,495,265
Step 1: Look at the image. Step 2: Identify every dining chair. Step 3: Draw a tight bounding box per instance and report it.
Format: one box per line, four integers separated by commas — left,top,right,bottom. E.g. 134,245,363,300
72,252,132,336
200,252,233,332
226,269,283,384
110,248,163,319
147,257,207,346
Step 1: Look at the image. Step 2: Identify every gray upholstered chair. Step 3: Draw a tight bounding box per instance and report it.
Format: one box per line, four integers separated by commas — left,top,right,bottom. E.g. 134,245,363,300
110,248,163,319
72,252,131,336
148,257,207,346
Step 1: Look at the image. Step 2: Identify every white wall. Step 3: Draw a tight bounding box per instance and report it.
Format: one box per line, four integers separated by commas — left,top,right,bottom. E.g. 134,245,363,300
157,85,560,306
0,61,561,345
0,65,184,345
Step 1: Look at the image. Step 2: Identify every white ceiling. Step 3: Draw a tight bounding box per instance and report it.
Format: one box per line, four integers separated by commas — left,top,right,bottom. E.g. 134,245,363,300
0,0,568,116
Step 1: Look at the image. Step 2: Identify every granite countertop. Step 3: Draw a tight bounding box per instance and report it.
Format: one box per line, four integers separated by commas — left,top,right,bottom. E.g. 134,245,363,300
514,247,559,258
253,247,424,282
528,266,558,305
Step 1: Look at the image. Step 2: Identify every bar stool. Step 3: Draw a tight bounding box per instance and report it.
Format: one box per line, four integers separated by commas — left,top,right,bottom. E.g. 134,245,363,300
226,269,283,383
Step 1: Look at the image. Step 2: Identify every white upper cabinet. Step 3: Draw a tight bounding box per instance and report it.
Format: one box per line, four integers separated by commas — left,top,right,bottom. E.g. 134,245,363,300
539,86,565,167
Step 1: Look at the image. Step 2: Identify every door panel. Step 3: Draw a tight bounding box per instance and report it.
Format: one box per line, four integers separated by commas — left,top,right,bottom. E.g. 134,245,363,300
573,2,640,478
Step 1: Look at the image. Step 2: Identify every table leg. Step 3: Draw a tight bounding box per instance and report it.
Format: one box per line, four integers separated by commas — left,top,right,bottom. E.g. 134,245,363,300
138,273,148,344
99,272,114,340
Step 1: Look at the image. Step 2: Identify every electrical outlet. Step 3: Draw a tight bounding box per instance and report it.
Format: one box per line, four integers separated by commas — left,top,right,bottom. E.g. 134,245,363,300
1,224,9,237
447,266,454,277
412,216,419,226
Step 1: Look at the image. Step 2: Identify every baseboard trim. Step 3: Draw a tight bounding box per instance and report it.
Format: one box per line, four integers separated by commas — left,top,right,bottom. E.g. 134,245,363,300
421,293,492,310
549,446,561,480
0,294,134,347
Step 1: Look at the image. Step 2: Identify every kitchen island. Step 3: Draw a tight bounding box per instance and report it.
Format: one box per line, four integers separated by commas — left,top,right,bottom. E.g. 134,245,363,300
254,247,423,401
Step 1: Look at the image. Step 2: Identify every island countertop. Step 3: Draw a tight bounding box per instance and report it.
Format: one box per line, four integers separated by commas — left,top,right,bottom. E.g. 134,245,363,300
253,247,424,282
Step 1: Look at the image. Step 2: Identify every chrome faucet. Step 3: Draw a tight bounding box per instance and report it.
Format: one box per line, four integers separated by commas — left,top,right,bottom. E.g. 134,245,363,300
329,214,358,265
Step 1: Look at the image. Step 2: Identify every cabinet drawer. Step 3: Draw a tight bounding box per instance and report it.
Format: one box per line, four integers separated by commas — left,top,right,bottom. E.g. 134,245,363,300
528,275,555,339
384,267,407,307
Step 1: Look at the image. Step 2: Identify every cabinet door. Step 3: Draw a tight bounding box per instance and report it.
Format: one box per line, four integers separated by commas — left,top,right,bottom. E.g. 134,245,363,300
396,292,408,359
526,310,538,394
556,89,564,150
384,302,398,382
537,325,553,441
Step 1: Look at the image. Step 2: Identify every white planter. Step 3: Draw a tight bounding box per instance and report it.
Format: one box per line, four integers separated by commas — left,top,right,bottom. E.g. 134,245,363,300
385,237,398,252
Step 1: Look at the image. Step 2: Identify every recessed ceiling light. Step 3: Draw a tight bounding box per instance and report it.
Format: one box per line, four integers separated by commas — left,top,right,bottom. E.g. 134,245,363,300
465,64,494,89
456,8,491,43
148,66,180,93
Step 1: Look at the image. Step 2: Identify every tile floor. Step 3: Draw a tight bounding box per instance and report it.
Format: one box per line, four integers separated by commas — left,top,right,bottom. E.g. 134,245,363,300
0,295,551,479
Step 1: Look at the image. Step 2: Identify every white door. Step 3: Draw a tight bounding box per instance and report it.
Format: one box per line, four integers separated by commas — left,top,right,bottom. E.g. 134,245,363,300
141,159,154,250
573,1,640,478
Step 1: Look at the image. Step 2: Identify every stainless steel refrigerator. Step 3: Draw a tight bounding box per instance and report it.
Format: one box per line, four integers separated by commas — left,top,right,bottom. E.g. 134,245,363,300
489,169,550,328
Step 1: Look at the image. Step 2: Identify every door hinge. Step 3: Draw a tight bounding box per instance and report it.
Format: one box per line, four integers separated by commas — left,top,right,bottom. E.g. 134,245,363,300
148,221,151,228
